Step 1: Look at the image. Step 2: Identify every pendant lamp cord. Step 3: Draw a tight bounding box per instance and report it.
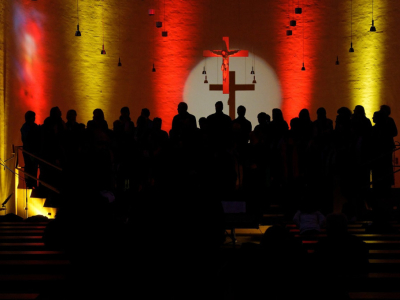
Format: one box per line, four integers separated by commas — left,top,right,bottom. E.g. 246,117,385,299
164,0,166,31
77,0,79,25
351,0,353,43
372,0,374,20
303,9,304,62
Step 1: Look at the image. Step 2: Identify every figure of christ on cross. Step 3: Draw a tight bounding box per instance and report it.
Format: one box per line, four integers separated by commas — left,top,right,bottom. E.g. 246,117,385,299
203,37,249,94
210,71,255,119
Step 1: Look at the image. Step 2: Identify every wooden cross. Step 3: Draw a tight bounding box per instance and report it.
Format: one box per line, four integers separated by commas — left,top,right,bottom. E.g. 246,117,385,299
203,37,249,94
210,71,255,119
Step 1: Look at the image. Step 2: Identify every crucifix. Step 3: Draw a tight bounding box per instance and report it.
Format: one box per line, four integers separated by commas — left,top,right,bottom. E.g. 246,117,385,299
210,71,255,119
203,37,249,94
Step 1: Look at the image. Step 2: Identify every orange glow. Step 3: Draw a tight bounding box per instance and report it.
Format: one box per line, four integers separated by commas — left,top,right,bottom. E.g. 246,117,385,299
275,2,318,124
151,0,202,131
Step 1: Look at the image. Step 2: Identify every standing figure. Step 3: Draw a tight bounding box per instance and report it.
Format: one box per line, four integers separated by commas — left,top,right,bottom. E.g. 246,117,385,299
20,111,40,188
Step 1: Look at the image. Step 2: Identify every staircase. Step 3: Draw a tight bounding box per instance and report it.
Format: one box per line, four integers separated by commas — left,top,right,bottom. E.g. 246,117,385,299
0,221,68,300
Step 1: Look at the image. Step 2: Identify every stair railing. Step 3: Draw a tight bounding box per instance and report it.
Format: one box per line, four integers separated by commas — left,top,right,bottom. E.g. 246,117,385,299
15,146,61,194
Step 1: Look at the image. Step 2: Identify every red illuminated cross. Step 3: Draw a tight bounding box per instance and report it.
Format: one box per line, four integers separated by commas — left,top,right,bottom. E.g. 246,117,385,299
210,71,255,119
203,37,249,94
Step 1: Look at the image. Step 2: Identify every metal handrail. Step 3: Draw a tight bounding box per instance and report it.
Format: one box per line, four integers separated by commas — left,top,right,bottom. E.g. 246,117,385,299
16,146,62,171
14,145,61,194
15,167,60,194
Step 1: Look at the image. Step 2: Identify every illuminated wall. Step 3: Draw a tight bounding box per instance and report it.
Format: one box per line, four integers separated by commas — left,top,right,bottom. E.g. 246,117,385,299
2,0,400,216
0,0,6,208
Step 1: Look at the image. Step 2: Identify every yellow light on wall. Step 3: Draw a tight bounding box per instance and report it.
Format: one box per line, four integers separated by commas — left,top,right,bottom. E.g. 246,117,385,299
347,0,387,119
71,0,116,124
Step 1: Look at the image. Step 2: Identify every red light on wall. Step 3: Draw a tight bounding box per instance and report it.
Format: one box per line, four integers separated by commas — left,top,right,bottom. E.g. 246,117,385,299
148,9,155,15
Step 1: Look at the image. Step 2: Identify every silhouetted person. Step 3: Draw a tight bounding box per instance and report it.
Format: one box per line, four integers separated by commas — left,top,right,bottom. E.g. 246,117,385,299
228,225,307,299
270,108,289,146
64,109,85,164
269,108,289,188
309,107,334,211
351,105,372,140
113,107,135,136
149,117,169,152
41,106,66,190
66,109,85,132
20,111,40,188
314,213,368,300
371,111,394,191
254,112,270,144
380,104,397,148
313,107,333,142
136,108,153,142
87,108,109,133
232,105,252,148
349,105,372,193
170,102,197,142
298,108,313,142
334,107,354,199
206,101,232,148
293,194,325,235
112,107,135,191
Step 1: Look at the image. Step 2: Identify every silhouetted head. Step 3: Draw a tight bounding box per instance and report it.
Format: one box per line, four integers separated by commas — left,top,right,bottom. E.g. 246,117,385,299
380,105,391,117
272,108,284,122
299,108,311,122
141,108,150,118
326,213,348,237
337,107,352,119
215,101,223,113
66,110,77,123
257,112,269,125
153,117,162,130
237,105,246,117
93,108,105,121
290,117,300,131
50,107,61,119
316,107,326,120
373,111,384,125
25,111,36,123
353,105,365,117
120,107,130,117
177,102,188,114
199,117,207,130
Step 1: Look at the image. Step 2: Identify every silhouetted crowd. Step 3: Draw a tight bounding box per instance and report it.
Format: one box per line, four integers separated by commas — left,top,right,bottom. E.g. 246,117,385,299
20,101,397,299
21,102,397,209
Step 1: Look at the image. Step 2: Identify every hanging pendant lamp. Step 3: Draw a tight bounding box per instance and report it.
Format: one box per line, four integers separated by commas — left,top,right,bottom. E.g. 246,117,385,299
252,76,257,84
301,9,306,71
204,76,208,84
370,0,376,32
75,0,81,36
101,1,106,54
349,0,354,52
202,67,206,75
336,56,340,65
295,0,302,14
251,66,255,75
152,63,156,72
161,0,168,37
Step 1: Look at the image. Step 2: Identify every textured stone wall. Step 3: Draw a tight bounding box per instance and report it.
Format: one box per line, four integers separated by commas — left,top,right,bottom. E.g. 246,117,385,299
2,0,400,212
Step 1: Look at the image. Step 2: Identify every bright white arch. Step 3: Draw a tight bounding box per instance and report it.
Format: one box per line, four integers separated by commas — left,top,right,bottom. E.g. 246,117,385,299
183,54,282,128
